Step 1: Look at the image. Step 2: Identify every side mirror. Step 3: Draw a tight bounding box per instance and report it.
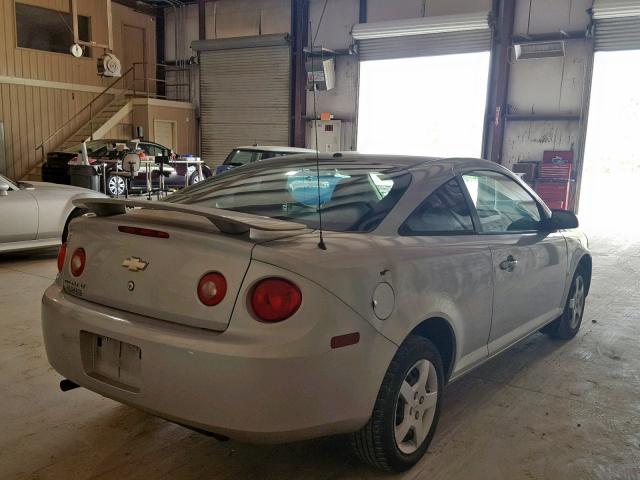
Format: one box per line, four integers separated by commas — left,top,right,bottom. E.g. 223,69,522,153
0,183,9,196
543,209,579,230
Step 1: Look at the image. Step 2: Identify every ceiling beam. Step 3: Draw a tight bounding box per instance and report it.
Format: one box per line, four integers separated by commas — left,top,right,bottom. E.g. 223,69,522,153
112,0,157,16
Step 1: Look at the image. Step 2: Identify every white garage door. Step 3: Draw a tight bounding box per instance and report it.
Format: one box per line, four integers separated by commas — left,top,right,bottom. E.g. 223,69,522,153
352,12,492,61
353,12,492,158
592,0,640,51
193,34,290,166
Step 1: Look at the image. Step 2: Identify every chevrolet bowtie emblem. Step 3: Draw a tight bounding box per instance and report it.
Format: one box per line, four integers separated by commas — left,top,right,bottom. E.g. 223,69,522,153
122,257,148,272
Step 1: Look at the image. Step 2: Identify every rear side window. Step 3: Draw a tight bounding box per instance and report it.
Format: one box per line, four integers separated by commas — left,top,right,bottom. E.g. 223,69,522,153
258,152,287,160
143,144,161,156
399,178,474,235
462,170,541,233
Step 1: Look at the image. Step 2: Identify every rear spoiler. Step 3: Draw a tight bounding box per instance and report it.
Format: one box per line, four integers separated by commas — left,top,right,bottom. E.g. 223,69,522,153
73,198,307,234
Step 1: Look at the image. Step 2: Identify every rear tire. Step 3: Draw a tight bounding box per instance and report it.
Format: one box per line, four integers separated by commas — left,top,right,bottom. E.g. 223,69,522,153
350,335,443,472
541,267,587,340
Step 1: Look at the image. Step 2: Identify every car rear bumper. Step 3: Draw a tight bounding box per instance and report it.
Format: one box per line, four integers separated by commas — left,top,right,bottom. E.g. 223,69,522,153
42,284,396,443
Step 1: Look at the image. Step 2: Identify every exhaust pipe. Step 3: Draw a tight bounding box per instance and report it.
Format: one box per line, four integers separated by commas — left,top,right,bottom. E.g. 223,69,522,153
60,379,80,392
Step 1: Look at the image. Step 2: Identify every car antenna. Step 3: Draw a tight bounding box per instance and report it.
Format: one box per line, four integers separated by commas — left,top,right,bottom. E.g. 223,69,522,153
309,2,329,250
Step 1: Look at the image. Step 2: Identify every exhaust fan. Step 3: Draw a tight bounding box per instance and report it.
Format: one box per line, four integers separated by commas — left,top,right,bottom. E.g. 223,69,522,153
97,53,122,78
513,41,565,60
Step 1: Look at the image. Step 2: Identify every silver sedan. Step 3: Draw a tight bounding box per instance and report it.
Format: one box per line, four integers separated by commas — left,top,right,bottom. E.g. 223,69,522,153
0,173,105,253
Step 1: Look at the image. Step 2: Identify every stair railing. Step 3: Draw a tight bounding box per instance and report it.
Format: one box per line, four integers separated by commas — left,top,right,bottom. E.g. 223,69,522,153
133,62,192,103
35,62,194,160
35,65,135,159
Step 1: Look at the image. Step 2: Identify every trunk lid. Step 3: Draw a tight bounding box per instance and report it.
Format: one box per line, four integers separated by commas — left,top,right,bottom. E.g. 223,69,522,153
62,209,256,331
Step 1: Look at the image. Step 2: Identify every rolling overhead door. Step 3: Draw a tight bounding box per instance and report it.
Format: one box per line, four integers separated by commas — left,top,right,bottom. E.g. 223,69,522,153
592,0,640,51
352,12,492,61
192,34,290,166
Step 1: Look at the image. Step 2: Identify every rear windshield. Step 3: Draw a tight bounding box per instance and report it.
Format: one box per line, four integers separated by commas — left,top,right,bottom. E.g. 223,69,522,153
166,159,412,232
223,149,256,166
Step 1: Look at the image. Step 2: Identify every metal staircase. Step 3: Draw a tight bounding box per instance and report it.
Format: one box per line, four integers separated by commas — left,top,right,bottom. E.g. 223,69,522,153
23,95,133,181
58,95,131,151
25,63,191,181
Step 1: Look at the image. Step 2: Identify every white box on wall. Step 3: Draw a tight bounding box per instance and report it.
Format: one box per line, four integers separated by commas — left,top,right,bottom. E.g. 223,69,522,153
306,120,342,152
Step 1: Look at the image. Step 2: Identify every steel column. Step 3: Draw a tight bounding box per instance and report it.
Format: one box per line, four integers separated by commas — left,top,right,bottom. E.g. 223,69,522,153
483,0,515,164
156,11,166,98
198,0,207,40
290,0,309,147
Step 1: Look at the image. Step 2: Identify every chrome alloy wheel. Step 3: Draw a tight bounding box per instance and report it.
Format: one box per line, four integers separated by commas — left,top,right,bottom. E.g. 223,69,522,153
394,359,439,455
568,275,585,329
108,175,126,196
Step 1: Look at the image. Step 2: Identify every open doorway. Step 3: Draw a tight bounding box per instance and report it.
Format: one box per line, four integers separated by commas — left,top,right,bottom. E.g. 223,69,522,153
357,52,491,157
581,50,640,240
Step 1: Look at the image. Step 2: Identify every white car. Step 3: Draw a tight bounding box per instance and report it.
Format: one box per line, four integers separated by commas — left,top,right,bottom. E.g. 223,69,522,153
42,154,591,472
0,173,105,253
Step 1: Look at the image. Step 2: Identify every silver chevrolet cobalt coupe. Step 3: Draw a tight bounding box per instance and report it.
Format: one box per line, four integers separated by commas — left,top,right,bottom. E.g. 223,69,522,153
42,154,591,472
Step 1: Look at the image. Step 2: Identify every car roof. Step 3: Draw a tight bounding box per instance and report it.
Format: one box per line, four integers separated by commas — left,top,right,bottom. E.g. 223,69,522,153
280,153,505,169
228,153,510,177
264,152,443,167
234,145,317,153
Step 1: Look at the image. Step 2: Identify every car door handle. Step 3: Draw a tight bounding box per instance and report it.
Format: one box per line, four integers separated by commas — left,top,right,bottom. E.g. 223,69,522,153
499,255,518,272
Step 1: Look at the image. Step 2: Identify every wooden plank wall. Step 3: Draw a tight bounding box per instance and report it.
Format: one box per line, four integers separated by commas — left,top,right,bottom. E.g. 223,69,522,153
0,0,156,180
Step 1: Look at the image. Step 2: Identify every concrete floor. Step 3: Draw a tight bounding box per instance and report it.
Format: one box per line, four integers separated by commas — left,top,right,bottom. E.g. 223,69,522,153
1,237,639,480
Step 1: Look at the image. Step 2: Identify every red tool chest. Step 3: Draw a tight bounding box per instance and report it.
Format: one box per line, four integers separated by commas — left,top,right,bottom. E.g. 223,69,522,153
539,151,573,180
534,151,574,210
534,180,571,210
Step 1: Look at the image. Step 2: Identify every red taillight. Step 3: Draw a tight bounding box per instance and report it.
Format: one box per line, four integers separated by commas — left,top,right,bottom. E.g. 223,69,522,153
57,243,67,272
70,248,86,277
250,278,302,323
197,272,227,306
118,226,170,238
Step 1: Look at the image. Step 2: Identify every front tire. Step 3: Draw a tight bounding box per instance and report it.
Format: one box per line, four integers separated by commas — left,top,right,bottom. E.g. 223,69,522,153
542,268,587,339
350,336,443,472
